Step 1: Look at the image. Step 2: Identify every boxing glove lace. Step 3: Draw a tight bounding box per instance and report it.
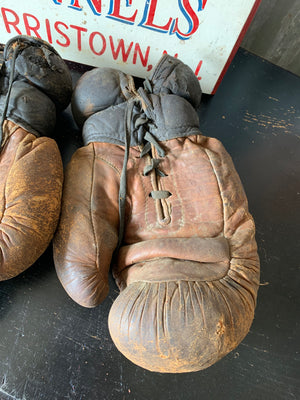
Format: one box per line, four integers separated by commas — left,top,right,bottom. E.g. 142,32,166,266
54,55,260,373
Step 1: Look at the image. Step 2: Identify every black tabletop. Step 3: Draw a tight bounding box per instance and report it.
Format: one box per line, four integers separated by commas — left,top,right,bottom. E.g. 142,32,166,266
0,48,299,400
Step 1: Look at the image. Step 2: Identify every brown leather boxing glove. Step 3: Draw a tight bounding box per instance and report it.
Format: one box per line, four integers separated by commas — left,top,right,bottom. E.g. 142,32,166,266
54,55,260,373
0,35,72,280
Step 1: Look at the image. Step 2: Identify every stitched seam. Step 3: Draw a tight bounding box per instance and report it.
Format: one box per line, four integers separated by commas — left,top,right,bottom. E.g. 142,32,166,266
95,155,121,177
124,155,137,224
203,147,237,284
139,154,152,229
151,145,171,225
155,124,199,131
167,157,184,233
203,148,225,236
1,132,31,226
90,143,99,270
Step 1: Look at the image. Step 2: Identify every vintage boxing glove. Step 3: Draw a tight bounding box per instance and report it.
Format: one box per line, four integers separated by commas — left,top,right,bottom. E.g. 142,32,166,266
0,35,72,281
54,55,260,373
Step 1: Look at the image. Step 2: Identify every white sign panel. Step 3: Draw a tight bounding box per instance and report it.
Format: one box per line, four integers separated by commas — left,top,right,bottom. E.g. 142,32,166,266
0,0,261,94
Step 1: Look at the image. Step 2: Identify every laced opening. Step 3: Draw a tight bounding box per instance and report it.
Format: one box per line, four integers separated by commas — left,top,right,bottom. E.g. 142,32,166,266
117,77,172,248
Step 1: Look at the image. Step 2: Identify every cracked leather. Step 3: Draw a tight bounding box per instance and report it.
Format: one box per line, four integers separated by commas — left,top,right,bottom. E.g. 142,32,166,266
54,54,260,373
0,35,72,281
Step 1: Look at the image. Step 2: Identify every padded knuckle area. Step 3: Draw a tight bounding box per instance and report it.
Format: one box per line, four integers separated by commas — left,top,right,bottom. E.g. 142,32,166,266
108,278,255,373
4,36,72,110
0,134,63,281
71,67,128,127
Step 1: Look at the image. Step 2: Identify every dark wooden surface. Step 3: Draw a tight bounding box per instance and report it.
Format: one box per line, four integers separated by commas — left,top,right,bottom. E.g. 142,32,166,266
0,48,299,400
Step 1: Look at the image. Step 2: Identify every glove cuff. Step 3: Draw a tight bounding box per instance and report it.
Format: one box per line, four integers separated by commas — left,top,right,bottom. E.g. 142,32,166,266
114,236,230,290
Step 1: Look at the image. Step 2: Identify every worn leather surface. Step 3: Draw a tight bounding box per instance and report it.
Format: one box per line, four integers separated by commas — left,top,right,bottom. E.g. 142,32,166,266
0,36,72,137
0,36,72,280
54,55,260,373
0,122,63,280
3,35,72,111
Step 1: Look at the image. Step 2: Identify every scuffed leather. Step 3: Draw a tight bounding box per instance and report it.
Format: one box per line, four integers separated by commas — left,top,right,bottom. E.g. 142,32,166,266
0,36,72,280
54,143,119,307
0,123,63,280
109,135,259,372
3,35,72,111
54,55,260,373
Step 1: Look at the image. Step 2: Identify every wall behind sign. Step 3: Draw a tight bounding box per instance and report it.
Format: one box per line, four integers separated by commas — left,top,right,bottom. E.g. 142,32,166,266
241,0,300,76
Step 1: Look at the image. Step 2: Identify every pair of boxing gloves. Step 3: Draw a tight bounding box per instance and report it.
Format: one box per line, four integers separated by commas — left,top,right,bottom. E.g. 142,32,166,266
0,35,260,373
